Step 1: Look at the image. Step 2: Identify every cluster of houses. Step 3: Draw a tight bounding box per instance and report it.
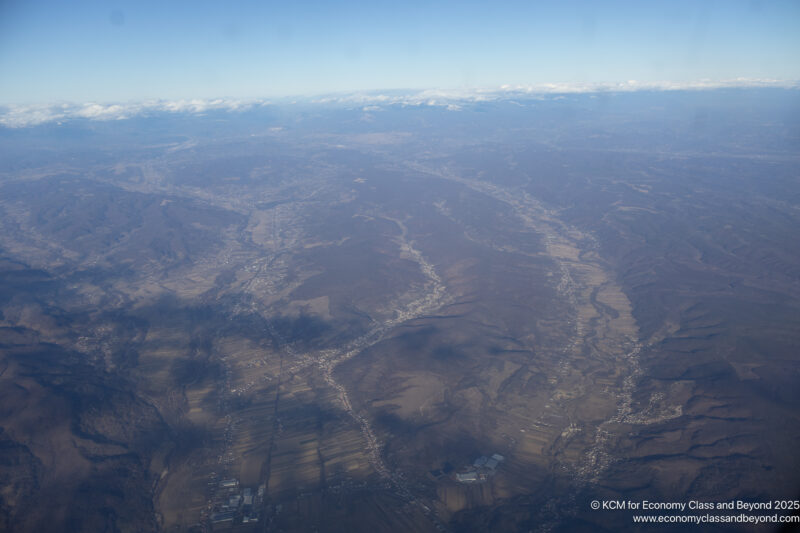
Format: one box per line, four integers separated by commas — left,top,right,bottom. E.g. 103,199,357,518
209,478,264,526
455,453,505,483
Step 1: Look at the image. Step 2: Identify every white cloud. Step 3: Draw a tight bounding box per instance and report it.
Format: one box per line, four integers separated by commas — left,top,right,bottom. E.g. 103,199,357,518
1,79,796,128
0,98,268,128
312,78,798,110
496,78,798,95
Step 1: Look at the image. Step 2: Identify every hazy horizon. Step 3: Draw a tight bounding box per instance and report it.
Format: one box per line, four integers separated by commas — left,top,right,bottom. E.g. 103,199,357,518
2,80,798,129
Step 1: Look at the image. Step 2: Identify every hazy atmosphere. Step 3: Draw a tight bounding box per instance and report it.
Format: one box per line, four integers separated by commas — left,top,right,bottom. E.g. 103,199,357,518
1,2,799,533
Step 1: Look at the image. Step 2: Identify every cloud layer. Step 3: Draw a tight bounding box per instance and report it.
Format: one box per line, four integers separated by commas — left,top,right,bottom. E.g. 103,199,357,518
314,78,798,107
1,79,796,128
0,98,267,128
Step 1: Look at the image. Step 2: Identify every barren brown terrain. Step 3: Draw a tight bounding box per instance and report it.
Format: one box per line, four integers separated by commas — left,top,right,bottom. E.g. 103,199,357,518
0,89,798,532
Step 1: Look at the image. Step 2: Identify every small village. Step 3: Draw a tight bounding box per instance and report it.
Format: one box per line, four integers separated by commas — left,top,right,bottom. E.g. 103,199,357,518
204,477,264,527
455,453,505,483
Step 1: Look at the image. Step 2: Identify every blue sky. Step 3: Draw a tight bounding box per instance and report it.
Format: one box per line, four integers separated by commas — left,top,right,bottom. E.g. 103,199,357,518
1,0,798,104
